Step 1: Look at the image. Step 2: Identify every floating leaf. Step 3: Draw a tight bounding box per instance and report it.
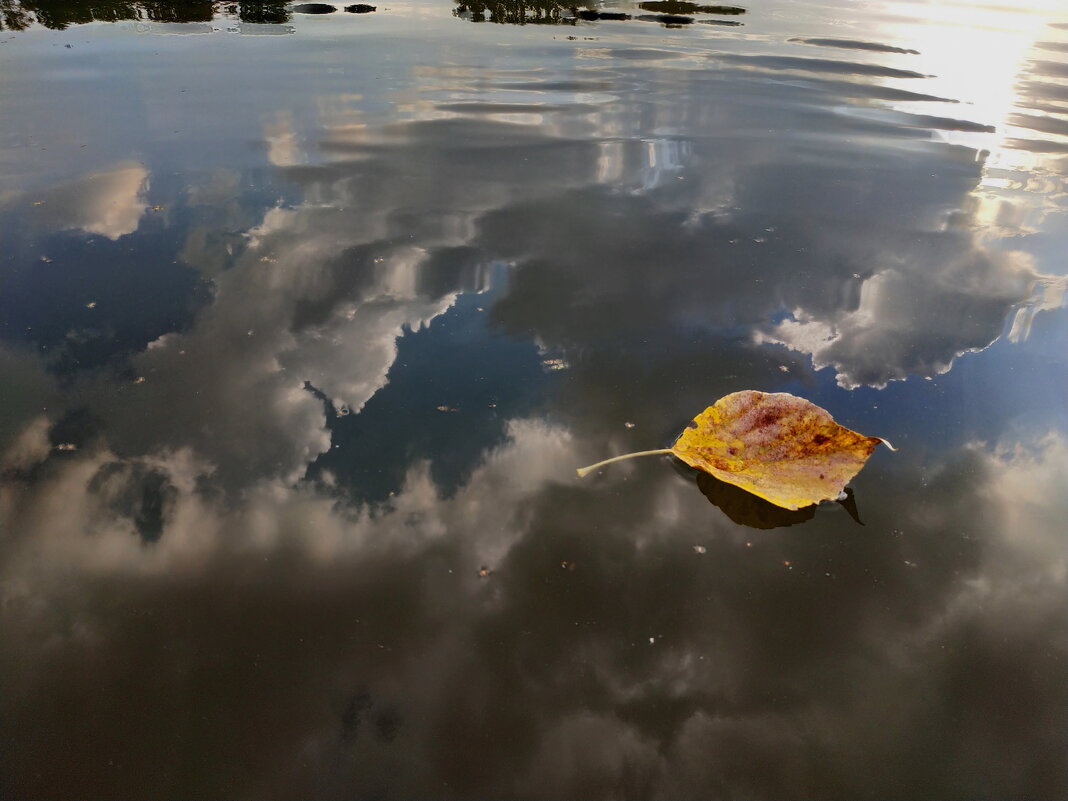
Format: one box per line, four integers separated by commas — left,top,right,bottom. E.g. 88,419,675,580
576,390,894,510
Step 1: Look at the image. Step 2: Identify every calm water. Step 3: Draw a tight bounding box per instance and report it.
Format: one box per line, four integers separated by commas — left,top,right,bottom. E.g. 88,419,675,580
2,1,1067,798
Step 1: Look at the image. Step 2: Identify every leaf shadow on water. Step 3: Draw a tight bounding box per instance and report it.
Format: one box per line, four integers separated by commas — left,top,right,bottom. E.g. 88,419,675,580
688,469,865,529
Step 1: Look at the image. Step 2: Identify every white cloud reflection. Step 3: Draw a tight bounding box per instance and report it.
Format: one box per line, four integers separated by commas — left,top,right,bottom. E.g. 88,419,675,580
32,162,149,239
756,248,1039,388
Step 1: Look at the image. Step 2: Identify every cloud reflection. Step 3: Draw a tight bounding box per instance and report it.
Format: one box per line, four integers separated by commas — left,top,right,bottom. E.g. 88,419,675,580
29,162,149,240
2,5,1067,797
2,417,1064,797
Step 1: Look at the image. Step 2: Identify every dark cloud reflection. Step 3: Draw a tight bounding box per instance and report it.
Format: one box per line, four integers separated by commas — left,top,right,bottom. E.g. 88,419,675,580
2,430,1065,798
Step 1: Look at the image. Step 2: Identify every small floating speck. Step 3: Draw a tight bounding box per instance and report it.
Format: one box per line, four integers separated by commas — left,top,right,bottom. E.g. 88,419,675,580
436,405,459,413
478,566,493,578
542,357,569,371
133,376,145,384
55,443,77,452
624,421,635,429
86,301,96,309
693,545,706,554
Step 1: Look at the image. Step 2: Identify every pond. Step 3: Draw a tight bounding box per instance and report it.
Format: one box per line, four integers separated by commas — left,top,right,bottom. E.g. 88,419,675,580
1,1,1066,798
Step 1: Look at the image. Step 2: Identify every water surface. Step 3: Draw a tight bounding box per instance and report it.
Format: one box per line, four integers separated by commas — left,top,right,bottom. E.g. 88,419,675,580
2,1,1067,798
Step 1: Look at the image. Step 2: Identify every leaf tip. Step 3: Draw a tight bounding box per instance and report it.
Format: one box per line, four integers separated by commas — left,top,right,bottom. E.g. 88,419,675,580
878,437,898,452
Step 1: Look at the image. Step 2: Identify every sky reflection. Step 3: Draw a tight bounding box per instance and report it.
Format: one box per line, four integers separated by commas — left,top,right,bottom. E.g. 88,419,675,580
1,0,1066,797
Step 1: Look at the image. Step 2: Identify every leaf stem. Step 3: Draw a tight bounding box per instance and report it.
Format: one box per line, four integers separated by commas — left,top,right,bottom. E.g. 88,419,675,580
576,449,674,478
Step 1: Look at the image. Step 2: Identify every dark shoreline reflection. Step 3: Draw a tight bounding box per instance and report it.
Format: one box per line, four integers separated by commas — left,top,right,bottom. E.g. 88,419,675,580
452,0,746,25
639,1,744,13
0,0,378,30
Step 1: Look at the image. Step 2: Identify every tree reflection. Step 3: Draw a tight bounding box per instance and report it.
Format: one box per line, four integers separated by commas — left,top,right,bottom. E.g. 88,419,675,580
0,0,32,30
453,0,583,25
0,0,299,29
451,0,745,26
234,1,289,23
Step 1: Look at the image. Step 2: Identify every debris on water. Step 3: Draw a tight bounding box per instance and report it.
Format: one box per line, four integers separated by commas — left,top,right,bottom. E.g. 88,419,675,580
151,205,164,211
133,376,146,384
624,421,636,429
39,256,52,263
542,357,569,371
778,365,789,372
693,545,707,554
478,566,493,578
55,443,77,451
32,200,46,206
336,406,350,417
436,405,459,412
86,302,96,309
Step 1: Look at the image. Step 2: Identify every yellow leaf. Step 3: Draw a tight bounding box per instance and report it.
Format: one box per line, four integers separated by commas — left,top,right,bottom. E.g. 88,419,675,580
576,390,894,510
